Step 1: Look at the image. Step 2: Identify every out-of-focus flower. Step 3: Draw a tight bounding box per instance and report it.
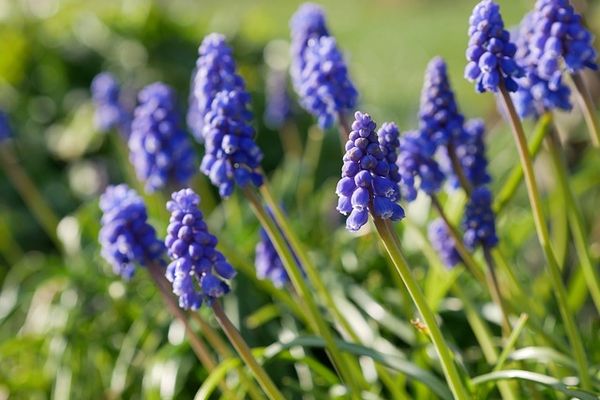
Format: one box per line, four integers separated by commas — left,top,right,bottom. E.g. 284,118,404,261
0,110,11,142
462,186,499,250
428,218,462,268
91,72,132,137
129,83,196,193
99,184,165,279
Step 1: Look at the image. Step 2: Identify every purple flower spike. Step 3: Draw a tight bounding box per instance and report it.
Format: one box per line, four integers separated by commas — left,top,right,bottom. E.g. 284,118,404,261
420,57,466,147
428,219,462,268
200,90,264,198
0,110,11,142
397,130,445,202
512,12,572,118
462,186,499,250
165,188,236,310
298,36,358,129
465,0,523,93
264,67,293,129
336,112,404,231
91,72,132,137
129,82,197,193
188,33,247,141
290,3,330,90
528,0,597,87
255,228,292,287
99,184,165,280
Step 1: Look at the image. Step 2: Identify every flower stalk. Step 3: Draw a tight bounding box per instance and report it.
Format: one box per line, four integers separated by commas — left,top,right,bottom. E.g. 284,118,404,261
570,72,600,148
497,83,591,389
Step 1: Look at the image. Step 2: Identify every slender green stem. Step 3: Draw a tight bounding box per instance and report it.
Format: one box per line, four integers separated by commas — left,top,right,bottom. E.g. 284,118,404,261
279,121,303,159
446,140,473,196
243,187,361,398
212,301,286,400
338,112,351,146
546,128,600,312
493,113,553,214
373,217,470,400
0,145,63,251
297,125,324,205
483,248,512,336
571,72,600,147
498,84,591,389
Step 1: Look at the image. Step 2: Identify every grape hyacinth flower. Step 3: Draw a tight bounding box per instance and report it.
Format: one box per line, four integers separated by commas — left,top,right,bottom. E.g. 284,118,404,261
462,186,499,250
378,122,401,185
200,90,264,198
512,12,572,118
129,82,196,193
188,33,246,141
0,110,11,142
465,0,523,93
420,57,466,147
91,72,132,137
264,67,293,129
336,112,404,231
255,227,291,287
528,0,597,87
396,130,446,202
428,219,462,268
440,119,491,189
297,36,358,129
165,188,236,310
290,3,330,90
98,184,165,279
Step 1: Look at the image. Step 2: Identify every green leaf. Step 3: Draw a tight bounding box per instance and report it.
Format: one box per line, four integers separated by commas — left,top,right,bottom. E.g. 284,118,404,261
194,358,241,400
472,370,599,400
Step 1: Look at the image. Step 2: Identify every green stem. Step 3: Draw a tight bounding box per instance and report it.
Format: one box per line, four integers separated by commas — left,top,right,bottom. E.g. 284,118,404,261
243,187,361,398
373,217,470,400
546,128,600,312
297,125,324,205
447,140,473,196
493,113,553,214
0,145,63,251
571,72,600,148
483,248,512,336
212,301,286,400
279,121,303,159
497,84,591,389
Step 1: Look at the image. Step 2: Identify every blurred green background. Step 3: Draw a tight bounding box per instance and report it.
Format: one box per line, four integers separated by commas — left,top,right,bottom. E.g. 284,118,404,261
1,0,599,399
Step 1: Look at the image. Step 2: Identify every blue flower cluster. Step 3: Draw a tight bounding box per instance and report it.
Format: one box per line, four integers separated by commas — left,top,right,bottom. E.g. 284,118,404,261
512,12,572,118
297,36,358,129
255,227,291,287
290,3,330,90
462,187,499,250
428,218,462,268
336,112,404,231
465,0,523,93
0,110,11,142
396,130,445,202
129,82,196,193
200,90,264,198
165,188,236,310
420,57,466,147
188,33,246,141
441,119,491,189
91,72,131,137
99,184,165,279
528,0,597,87
378,122,401,185
264,67,293,129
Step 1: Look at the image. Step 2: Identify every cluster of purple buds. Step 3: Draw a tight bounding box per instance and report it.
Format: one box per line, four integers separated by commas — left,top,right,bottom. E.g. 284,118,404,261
165,189,236,310
297,36,358,129
428,219,462,268
255,227,292,287
289,3,330,90
98,184,165,279
440,119,491,189
129,82,197,193
200,90,264,198
90,72,132,137
188,34,247,141
0,110,11,142
528,0,597,88
462,187,499,250
419,57,466,147
336,112,404,231
465,0,523,93
512,12,572,119
396,130,445,202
